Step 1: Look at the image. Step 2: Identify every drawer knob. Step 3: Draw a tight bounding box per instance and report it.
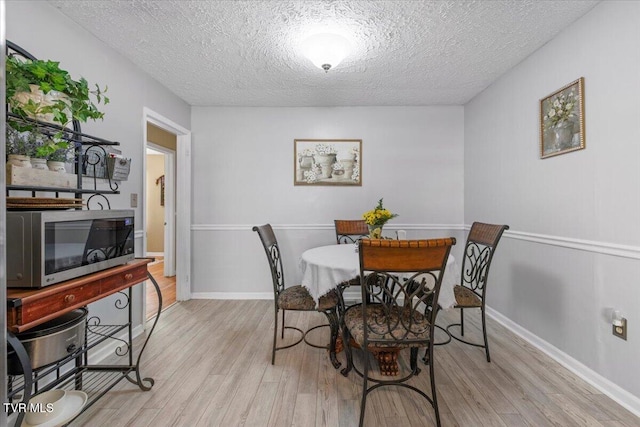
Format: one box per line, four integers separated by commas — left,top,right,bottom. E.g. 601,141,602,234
124,273,133,280
64,294,76,304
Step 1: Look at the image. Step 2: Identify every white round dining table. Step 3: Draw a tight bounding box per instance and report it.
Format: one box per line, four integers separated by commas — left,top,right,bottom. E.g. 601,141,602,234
299,244,459,309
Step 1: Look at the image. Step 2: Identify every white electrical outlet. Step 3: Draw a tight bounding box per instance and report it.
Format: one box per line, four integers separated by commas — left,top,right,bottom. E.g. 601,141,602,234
613,319,627,340
130,193,138,207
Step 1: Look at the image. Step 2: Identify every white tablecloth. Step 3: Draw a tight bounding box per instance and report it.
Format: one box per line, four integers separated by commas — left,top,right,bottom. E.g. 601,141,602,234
299,244,459,309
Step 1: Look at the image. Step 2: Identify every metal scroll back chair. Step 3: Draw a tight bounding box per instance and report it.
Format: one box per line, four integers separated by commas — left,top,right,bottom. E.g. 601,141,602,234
334,219,370,294
342,238,456,427
446,222,509,362
252,224,340,368
334,219,369,244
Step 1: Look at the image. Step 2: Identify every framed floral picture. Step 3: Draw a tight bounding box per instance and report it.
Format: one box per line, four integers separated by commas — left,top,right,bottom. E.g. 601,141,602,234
294,139,362,186
540,77,585,159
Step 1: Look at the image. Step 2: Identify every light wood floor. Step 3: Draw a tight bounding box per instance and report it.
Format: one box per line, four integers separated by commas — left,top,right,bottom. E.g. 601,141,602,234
73,300,639,426
146,259,177,320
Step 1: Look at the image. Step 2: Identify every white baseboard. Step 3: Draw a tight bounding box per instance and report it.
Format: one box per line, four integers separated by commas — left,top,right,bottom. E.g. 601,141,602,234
191,292,273,300
486,306,640,418
88,324,145,363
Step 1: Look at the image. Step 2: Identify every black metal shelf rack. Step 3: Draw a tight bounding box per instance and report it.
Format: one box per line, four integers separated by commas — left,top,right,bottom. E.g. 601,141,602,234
4,41,155,427
6,41,121,209
6,272,162,427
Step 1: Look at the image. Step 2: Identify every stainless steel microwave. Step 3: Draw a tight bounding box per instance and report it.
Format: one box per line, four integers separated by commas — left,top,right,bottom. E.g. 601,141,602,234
7,210,135,288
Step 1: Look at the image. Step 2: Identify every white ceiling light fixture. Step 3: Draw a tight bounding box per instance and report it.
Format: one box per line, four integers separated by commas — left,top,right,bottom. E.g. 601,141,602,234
301,33,351,72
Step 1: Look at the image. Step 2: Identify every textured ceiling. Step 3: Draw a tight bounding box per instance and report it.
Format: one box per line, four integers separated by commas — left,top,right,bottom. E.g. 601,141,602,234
49,0,599,107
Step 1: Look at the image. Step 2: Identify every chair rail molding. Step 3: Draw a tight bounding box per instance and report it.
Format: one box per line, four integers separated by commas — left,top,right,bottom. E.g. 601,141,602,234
494,228,640,260
192,224,640,258
191,223,467,231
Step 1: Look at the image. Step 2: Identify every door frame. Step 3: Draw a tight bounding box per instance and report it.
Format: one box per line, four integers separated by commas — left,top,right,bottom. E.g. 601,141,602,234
145,142,176,277
142,107,191,303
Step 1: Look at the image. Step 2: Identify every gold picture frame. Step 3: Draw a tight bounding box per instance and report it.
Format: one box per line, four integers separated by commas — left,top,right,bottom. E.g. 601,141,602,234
540,77,585,159
294,139,362,186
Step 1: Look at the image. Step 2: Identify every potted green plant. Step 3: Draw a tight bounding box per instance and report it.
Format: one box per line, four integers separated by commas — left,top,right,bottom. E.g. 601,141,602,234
6,55,109,129
46,145,73,173
5,55,109,167
6,127,39,168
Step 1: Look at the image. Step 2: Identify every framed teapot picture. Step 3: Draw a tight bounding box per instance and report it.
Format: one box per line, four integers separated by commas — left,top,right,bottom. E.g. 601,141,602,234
294,139,362,186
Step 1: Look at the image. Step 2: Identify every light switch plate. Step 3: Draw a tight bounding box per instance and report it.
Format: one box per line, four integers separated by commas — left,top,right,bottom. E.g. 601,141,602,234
130,193,138,207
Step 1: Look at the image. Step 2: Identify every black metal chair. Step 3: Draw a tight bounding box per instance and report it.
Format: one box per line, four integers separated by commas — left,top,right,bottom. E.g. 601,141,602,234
334,219,370,294
446,222,509,362
334,219,369,244
342,238,456,427
253,224,340,368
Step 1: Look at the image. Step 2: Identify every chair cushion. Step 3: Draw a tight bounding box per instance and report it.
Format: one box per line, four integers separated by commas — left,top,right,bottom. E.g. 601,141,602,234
344,304,431,348
318,289,340,311
453,285,482,308
278,285,338,311
344,277,361,287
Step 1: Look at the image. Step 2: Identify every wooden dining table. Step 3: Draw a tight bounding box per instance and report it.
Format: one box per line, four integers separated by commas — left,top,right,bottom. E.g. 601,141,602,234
299,243,459,375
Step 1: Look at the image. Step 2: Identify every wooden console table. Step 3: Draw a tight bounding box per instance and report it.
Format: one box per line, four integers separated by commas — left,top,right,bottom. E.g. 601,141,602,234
6,259,162,426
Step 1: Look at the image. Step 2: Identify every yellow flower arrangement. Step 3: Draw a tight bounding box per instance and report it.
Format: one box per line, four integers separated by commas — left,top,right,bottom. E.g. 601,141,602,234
362,198,398,230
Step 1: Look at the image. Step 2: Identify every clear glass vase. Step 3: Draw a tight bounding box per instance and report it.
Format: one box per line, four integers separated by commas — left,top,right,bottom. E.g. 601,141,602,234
368,224,384,238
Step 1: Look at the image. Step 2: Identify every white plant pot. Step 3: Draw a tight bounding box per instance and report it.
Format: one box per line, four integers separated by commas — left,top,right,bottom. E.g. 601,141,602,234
11,84,71,124
30,157,48,170
7,154,32,168
313,153,337,179
339,159,355,179
47,161,67,173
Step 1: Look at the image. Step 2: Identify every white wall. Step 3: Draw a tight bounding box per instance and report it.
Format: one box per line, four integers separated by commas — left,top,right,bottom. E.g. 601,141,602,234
6,2,191,328
465,0,640,404
190,106,465,296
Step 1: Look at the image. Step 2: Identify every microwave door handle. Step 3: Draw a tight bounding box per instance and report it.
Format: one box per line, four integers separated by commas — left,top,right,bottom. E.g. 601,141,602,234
114,227,134,257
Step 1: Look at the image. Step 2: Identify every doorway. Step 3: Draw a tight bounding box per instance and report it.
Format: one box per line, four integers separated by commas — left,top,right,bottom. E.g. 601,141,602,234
142,108,191,324
145,139,176,319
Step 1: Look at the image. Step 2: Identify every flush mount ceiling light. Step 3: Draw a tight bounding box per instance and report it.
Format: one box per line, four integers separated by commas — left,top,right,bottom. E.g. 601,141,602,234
301,33,351,72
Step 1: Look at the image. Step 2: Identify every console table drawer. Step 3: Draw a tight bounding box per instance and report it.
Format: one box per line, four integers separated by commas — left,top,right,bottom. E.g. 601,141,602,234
100,263,148,294
7,259,152,333
20,284,101,326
